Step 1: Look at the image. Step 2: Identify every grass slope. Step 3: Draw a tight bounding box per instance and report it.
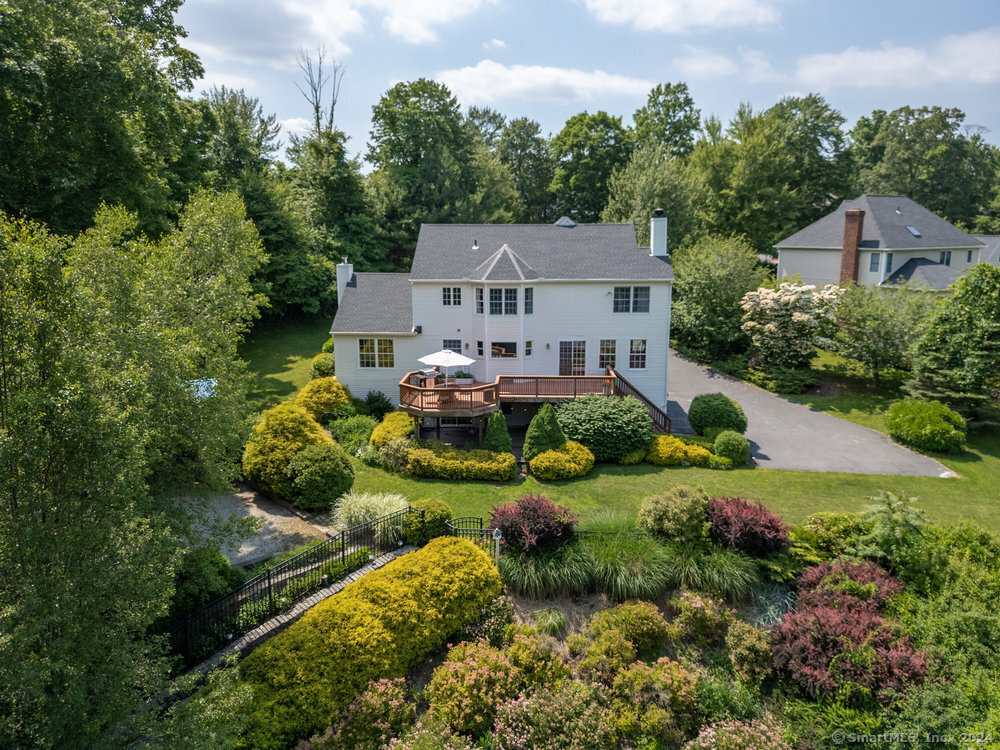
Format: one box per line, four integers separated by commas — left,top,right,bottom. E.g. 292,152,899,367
241,315,330,410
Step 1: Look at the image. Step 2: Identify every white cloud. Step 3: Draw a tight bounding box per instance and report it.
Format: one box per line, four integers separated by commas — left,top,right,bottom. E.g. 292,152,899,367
578,0,781,33
281,117,314,139
739,47,782,83
484,38,507,49
796,28,1000,89
438,60,653,104
673,46,739,78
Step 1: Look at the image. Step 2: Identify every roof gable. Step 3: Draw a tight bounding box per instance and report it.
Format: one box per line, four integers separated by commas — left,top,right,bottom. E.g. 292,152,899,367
330,272,413,333
884,257,962,290
474,244,539,281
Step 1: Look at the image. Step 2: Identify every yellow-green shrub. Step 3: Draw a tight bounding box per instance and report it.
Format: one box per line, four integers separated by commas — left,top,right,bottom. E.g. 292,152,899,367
370,411,415,449
242,402,331,497
620,446,648,465
239,538,501,749
645,435,688,466
529,440,595,480
294,376,351,421
684,444,712,467
407,443,517,482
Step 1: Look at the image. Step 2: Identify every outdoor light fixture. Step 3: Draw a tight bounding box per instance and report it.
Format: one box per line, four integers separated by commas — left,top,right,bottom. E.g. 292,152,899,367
545,343,550,349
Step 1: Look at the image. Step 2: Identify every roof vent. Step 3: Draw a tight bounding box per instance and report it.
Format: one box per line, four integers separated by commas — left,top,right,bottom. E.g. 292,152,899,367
906,225,921,237
472,239,479,251
555,216,576,227
896,207,902,215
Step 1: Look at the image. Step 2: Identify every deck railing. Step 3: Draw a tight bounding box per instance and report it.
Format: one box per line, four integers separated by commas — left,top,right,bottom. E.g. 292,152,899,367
398,378,499,414
496,375,612,399
609,366,671,433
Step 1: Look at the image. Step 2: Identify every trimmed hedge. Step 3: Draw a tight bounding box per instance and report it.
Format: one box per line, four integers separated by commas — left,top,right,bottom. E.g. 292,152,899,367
370,411,415,449
885,398,966,453
714,430,750,466
286,442,354,513
646,435,689,466
556,395,654,462
295,377,351,421
529,440,595,481
522,403,566,461
242,402,332,498
402,498,453,546
239,538,502,749
688,393,747,435
407,442,517,482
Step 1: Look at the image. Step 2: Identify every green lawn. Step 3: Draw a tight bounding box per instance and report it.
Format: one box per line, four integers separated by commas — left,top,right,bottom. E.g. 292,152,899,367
241,315,331,410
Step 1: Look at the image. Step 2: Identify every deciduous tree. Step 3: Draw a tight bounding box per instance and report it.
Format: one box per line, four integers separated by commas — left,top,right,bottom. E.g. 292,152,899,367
550,111,633,222
632,82,700,157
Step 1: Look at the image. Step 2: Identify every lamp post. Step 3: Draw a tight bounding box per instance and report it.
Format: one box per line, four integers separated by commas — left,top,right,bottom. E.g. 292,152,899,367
492,527,502,566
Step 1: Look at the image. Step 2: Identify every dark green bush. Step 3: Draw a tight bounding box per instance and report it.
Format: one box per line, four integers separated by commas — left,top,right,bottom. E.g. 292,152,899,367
168,544,245,622
239,538,501,749
688,393,747,435
286,442,354,513
714,430,750,465
556,395,654,462
885,398,967,453
745,365,818,394
363,390,395,421
481,411,513,454
402,498,453,546
310,352,336,379
522,403,566,461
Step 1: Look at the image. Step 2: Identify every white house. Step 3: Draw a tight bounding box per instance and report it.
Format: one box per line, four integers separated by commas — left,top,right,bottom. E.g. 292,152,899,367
774,195,983,291
329,214,674,422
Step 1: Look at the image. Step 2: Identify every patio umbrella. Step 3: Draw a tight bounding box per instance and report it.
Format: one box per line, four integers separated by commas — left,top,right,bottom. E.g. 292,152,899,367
418,349,476,378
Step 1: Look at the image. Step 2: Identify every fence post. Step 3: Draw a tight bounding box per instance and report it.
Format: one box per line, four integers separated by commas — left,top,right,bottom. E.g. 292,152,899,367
266,569,274,615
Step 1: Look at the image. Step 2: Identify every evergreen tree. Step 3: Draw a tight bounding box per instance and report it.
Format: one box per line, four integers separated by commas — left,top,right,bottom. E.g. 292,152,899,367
522,403,567,461
482,411,513,454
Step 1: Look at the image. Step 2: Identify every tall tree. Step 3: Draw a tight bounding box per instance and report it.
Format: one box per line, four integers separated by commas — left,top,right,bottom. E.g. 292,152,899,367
497,117,556,223
203,86,281,187
0,0,202,234
467,105,507,150
550,111,633,222
601,143,697,250
632,82,701,157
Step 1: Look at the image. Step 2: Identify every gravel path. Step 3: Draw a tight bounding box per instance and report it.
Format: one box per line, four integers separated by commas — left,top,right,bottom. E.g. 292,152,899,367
666,350,953,477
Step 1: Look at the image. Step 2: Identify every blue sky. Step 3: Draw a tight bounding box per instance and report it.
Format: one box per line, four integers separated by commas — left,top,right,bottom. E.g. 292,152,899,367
177,0,1000,164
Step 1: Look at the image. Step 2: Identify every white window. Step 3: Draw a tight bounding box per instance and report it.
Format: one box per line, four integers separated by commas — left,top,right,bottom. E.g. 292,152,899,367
525,340,533,357
359,338,394,368
940,250,952,266
491,342,517,358
475,288,484,314
968,250,973,264
489,287,518,315
869,252,881,273
613,286,650,313
886,253,893,275
524,287,534,314
559,341,586,376
477,341,484,356
443,339,461,353
629,339,646,369
442,287,461,306
599,339,616,369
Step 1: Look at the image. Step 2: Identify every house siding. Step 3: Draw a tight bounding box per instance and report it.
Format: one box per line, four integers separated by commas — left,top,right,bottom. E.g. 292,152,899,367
777,248,843,286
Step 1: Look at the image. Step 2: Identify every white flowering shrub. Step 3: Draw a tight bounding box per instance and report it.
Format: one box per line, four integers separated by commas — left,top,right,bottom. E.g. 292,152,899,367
740,282,842,369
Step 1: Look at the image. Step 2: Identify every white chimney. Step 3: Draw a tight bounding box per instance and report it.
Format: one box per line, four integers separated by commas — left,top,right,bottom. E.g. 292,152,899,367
650,209,668,258
336,256,353,301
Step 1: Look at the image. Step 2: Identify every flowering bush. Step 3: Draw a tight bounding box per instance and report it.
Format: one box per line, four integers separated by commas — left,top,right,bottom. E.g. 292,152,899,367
427,641,524,736
725,620,773,685
666,592,733,651
386,720,474,750
489,493,578,554
797,561,903,614
683,714,792,750
585,601,669,660
707,497,789,556
507,627,570,687
494,680,614,750
638,485,710,542
529,440,595,480
610,658,701,747
300,678,415,750
740,282,842,369
576,629,637,685
463,595,515,648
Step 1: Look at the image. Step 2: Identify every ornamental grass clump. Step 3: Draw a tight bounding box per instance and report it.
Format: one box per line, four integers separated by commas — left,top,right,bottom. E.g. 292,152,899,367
707,496,788,556
662,543,761,600
498,542,594,599
489,493,578,554
584,533,673,601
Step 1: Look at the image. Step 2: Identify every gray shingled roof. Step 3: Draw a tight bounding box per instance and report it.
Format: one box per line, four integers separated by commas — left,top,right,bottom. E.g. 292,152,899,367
474,244,539,281
884,257,962,290
775,195,983,252
974,234,1000,267
410,223,674,281
330,272,413,333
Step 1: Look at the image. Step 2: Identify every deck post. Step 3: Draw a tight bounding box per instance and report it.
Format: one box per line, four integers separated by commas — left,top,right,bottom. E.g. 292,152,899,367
436,418,441,440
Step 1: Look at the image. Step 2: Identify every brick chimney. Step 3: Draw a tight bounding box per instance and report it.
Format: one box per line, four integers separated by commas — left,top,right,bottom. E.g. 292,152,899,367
839,208,865,283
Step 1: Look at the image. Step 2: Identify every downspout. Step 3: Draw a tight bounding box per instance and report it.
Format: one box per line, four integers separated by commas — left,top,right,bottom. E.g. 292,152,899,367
482,282,489,383
519,283,525,376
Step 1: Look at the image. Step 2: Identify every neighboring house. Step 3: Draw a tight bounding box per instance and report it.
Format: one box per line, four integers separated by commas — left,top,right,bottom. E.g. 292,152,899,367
330,214,673,414
974,234,1000,268
774,195,983,291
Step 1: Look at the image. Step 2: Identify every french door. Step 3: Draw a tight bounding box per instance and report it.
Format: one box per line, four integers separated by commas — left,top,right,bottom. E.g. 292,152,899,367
559,340,586,376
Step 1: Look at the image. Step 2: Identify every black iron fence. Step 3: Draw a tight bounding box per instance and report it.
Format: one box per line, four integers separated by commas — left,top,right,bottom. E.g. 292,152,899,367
446,516,500,560
168,505,424,670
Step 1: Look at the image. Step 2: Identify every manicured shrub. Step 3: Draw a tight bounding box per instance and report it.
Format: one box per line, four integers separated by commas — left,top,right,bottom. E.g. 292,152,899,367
296,376,351,421
482,410,513,454
489,493,578,554
321,336,336,354
664,544,761,600
713,430,750,465
493,680,614,750
886,398,967,453
378,436,413,474
675,433,717,451
556,395,654,462
427,641,524,737
286,442,355,513
239,538,502,749
638,485,710,542
708,497,788,556
533,608,569,638
683,714,792,750
310,352,336,379
507,627,571,687
363,390,395,421
401,497,453,546
498,543,594,598
688,393,747,435
370,411,415,449
242,402,332,497
334,491,408,529
328,414,378,455
725,620,773,685
685,444,712,466
796,561,903,614
301,677,415,750
529,440,595,480
407,442,517,482
585,601,669,660
645,435,689,466
666,591,733,651
577,629,637,685
584,533,673,601
522,402,567,461
610,658,701,748
707,455,733,471
620,446,648,465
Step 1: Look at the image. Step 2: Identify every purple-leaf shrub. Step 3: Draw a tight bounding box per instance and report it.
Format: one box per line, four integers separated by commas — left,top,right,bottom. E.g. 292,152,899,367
796,561,903,613
488,493,578,554
707,496,789,556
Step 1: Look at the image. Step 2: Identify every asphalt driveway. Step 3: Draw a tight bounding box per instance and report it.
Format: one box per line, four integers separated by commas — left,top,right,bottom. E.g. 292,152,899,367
665,350,953,477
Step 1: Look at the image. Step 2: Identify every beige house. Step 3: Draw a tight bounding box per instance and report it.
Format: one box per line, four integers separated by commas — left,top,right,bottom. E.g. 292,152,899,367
774,195,983,290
